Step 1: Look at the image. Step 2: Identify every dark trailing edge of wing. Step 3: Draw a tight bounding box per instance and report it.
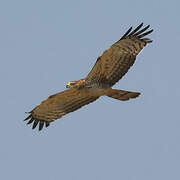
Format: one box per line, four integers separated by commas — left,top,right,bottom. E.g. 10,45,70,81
24,112,50,131
120,23,153,43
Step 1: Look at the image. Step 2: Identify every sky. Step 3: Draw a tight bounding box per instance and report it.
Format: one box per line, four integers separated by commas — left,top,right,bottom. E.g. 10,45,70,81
0,0,180,179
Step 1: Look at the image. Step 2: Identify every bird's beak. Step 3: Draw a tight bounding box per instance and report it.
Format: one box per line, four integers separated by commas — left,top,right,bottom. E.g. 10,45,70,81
66,84,69,88
66,82,70,88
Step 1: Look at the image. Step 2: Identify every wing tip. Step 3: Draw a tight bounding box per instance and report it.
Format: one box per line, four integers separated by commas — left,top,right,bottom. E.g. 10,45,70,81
24,111,51,131
121,23,153,43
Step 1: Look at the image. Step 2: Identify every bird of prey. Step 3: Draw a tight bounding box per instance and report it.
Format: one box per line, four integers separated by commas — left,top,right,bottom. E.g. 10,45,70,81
25,23,153,131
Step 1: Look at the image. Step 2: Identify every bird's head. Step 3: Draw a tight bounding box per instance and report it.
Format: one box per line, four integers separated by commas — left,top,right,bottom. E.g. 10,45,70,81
66,79,86,89
66,81,78,88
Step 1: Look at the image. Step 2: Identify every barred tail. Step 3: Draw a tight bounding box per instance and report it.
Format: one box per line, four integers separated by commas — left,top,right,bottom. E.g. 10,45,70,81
106,88,140,101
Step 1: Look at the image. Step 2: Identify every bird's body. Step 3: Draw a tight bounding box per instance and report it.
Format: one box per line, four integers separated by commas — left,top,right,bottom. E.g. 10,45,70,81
25,23,153,130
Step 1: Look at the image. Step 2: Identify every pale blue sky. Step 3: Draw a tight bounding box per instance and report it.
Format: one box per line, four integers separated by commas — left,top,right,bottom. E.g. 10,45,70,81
0,0,180,179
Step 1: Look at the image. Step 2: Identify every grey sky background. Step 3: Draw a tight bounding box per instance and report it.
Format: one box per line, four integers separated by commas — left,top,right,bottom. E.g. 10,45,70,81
0,0,180,179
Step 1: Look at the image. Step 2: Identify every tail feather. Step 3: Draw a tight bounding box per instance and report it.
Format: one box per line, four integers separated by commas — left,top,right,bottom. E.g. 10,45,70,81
106,89,140,101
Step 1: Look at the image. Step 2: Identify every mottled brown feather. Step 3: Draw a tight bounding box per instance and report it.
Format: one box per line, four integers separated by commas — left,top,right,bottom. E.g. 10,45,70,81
25,88,99,130
86,23,153,86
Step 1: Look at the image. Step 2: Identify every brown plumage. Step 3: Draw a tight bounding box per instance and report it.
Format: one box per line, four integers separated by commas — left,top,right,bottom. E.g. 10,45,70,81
25,23,153,131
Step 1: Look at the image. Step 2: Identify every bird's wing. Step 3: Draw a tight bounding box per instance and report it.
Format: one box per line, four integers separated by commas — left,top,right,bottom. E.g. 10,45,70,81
24,88,99,131
86,23,153,86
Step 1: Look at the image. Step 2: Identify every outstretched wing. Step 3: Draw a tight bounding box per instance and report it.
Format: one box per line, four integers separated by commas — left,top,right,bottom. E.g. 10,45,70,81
86,23,153,86
24,89,99,131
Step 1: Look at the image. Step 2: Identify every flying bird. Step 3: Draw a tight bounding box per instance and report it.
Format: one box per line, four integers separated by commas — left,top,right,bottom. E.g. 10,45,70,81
25,23,153,131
